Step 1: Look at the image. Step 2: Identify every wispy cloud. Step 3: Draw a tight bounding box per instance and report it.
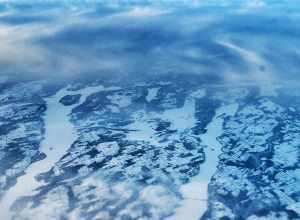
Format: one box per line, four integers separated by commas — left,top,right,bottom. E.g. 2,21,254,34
217,38,277,83
124,6,169,17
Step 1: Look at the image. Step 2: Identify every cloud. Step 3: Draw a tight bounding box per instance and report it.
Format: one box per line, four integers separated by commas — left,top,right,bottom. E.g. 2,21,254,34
232,0,266,14
0,1,299,85
124,6,169,17
245,0,266,9
0,23,58,74
216,38,277,83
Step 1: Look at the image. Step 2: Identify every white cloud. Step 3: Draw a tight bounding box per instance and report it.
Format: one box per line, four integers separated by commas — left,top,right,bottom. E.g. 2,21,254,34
217,38,277,83
122,6,169,18
238,0,266,12
246,0,266,9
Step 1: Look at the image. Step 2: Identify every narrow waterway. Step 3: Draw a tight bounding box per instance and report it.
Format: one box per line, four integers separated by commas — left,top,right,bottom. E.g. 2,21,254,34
0,85,105,220
168,103,239,220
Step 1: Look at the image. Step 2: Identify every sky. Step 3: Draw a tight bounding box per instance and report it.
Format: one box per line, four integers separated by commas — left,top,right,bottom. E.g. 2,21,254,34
0,0,300,84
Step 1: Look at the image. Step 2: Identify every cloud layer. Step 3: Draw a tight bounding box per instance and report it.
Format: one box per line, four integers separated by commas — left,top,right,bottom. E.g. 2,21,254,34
0,1,300,84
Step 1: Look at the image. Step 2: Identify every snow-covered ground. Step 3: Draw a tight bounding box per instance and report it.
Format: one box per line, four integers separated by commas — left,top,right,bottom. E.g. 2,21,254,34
126,89,205,145
168,103,239,220
0,85,106,220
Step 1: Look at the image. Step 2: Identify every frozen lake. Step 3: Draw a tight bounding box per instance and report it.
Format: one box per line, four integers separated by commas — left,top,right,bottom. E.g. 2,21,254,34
168,103,239,220
0,86,105,220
